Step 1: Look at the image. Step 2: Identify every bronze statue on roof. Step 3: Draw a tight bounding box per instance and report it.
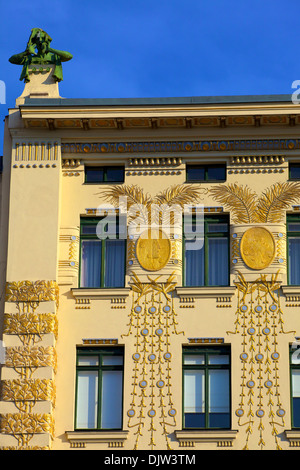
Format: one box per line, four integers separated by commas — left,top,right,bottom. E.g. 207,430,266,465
9,28,73,83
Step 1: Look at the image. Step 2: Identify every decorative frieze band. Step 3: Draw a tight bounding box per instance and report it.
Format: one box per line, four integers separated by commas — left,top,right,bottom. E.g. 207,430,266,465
61,138,300,155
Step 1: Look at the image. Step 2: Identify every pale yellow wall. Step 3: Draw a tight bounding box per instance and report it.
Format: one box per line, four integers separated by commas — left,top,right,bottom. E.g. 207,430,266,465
2,82,300,450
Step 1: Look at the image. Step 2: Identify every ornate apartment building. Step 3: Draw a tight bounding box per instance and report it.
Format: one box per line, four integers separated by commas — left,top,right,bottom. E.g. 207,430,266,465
2,28,300,451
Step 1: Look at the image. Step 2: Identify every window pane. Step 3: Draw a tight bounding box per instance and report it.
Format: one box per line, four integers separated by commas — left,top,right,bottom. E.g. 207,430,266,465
85,167,104,183
101,370,123,429
288,223,300,232
208,238,228,286
184,370,205,428
293,398,300,427
208,370,230,412
81,225,97,235
76,371,98,429
288,238,300,285
207,165,226,181
292,371,300,427
290,165,300,180
78,356,99,366
292,370,300,397
208,369,230,428
184,239,204,286
104,240,125,287
102,356,123,366
106,167,124,182
187,166,205,181
184,370,205,413
80,240,102,288
184,355,205,365
207,223,228,233
208,355,229,365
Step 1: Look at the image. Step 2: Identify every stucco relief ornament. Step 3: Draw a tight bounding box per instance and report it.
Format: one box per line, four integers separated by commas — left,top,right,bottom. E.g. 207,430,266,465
9,28,72,82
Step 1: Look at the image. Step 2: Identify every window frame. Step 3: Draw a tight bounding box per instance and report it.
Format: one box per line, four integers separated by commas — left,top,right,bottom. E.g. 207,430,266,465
289,163,300,181
79,216,126,288
186,164,226,183
84,165,125,184
75,347,124,431
182,346,231,430
287,214,300,285
290,345,300,429
182,214,230,287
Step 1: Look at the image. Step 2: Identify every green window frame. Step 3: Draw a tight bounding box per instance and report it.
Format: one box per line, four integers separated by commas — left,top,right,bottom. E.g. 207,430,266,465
75,347,124,430
183,214,229,287
84,166,125,184
182,346,231,430
290,345,300,428
287,214,300,285
186,164,226,183
79,216,126,288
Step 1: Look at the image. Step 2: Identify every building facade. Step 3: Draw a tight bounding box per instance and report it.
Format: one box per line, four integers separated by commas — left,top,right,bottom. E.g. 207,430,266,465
2,42,300,450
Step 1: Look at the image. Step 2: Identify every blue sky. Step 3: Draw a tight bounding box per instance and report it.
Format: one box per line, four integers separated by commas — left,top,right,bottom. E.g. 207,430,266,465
0,0,299,151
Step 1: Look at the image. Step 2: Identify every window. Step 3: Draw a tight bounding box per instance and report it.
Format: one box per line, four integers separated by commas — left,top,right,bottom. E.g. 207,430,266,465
289,163,300,180
75,347,124,430
85,166,124,184
183,215,229,287
183,347,231,429
290,345,300,428
287,215,300,285
80,217,126,288
186,164,226,182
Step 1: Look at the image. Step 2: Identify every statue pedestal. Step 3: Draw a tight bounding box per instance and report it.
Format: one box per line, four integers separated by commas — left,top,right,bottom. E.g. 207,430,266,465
16,64,60,106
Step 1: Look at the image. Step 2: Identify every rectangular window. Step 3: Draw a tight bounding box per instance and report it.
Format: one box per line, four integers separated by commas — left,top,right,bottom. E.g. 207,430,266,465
183,215,229,287
290,345,300,428
80,217,126,288
287,215,300,285
289,163,300,180
186,164,226,182
75,347,124,430
183,347,231,429
85,166,124,184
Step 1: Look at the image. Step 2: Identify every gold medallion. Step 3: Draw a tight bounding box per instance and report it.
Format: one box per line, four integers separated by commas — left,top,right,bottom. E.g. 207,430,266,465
136,229,171,271
240,227,276,270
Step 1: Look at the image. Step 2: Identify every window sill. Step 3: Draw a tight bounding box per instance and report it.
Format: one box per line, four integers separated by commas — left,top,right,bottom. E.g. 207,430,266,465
285,430,300,447
282,286,300,303
72,287,130,300
65,430,129,449
175,429,238,448
176,286,236,299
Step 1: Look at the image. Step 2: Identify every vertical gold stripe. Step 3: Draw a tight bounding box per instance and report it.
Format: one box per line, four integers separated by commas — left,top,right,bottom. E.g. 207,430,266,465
28,143,32,161
15,143,19,161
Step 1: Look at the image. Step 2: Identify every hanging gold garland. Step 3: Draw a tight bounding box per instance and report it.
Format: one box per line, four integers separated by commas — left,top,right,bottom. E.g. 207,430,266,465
123,272,183,450
230,271,294,450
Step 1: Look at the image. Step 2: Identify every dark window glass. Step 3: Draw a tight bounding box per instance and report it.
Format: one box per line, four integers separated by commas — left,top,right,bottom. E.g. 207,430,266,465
186,164,226,182
85,166,124,183
290,164,300,180
207,165,226,181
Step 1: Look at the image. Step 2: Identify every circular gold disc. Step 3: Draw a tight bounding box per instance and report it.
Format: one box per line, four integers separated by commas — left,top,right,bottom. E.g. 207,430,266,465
240,226,276,270
136,229,171,271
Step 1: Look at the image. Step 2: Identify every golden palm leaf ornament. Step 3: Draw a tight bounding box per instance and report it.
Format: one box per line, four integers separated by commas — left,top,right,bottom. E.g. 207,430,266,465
210,182,300,224
101,183,204,226
209,184,257,223
101,184,153,224
254,182,300,223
